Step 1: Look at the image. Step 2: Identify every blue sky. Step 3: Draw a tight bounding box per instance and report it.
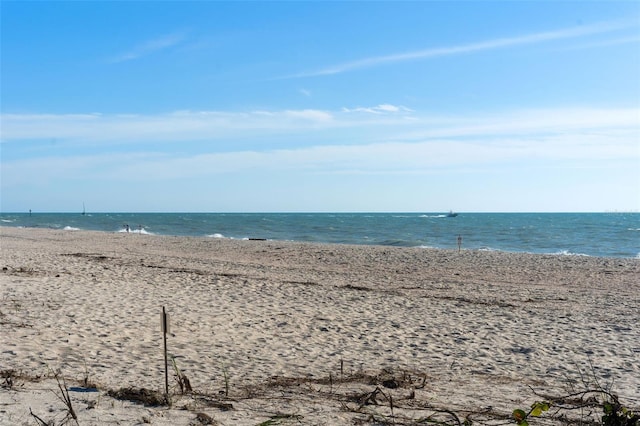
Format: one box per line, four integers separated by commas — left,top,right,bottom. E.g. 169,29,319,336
1,1,639,212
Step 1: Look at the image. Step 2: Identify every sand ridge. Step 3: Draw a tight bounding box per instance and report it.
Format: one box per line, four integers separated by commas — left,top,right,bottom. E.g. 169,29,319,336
1,226,639,425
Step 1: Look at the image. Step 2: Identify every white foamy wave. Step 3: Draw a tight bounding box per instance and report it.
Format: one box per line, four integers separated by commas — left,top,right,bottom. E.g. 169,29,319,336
550,250,590,257
1,219,15,223
63,226,80,231
207,233,226,239
118,227,153,234
419,214,447,218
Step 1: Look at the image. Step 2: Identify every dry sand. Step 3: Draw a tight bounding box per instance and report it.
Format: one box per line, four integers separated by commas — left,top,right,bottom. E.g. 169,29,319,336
1,226,639,425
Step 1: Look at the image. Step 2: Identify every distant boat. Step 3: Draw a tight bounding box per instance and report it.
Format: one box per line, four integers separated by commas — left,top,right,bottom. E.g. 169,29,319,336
82,202,86,215
446,210,458,217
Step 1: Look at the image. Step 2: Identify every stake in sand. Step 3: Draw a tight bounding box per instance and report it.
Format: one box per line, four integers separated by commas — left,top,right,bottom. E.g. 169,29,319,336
161,306,170,399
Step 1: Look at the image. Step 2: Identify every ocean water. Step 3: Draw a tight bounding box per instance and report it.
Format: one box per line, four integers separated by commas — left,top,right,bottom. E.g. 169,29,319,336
1,212,638,259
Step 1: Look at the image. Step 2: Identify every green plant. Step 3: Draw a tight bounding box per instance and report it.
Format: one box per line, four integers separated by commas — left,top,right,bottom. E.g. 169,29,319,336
513,386,638,426
600,390,638,426
512,401,551,426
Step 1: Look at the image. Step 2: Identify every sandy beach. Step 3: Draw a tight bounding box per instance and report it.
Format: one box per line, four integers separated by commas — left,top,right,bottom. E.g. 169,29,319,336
1,226,639,425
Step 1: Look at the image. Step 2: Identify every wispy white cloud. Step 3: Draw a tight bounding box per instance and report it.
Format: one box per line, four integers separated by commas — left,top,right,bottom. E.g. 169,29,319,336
0,109,338,143
557,34,640,51
107,31,187,63
2,106,637,213
287,19,638,78
283,109,333,121
395,108,640,141
342,104,413,114
2,107,637,146
2,127,636,186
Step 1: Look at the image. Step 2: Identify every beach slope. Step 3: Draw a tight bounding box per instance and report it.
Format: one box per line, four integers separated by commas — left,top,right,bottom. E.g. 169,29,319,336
1,227,639,425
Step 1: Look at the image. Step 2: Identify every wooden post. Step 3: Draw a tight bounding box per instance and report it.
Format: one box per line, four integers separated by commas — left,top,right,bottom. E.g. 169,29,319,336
162,306,169,399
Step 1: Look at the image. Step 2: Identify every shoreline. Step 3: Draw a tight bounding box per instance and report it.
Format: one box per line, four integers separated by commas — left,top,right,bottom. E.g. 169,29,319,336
2,211,639,259
2,224,638,260
1,226,639,425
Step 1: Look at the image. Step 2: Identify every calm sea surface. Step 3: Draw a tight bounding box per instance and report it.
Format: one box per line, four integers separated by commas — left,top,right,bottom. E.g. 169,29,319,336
1,212,638,259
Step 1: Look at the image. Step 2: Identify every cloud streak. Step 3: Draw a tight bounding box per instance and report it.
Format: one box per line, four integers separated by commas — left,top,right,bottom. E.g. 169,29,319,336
2,128,635,187
342,104,414,114
2,105,637,191
107,31,187,63
1,107,637,146
288,19,638,78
